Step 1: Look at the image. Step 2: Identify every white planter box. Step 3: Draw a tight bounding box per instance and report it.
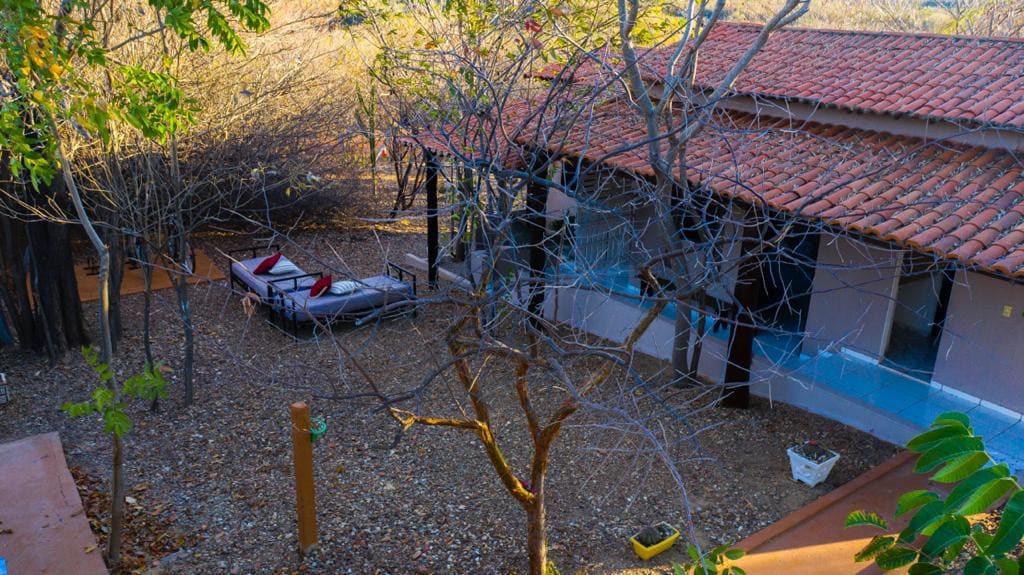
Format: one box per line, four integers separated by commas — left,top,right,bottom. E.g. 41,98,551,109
787,445,839,486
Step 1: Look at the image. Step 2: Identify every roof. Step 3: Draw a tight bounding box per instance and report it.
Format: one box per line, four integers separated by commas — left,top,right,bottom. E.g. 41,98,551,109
533,102,1024,277
546,23,1024,129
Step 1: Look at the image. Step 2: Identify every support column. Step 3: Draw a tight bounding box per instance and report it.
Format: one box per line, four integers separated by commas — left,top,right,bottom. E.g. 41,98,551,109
424,149,440,288
526,159,550,325
722,215,761,409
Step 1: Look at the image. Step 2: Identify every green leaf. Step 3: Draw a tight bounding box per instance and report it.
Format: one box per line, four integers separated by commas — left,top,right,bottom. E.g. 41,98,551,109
875,546,918,570
988,490,1024,555
902,500,947,541
913,560,942,572
61,400,96,417
932,411,971,430
931,451,991,483
724,549,744,560
996,557,1020,575
908,563,943,575
897,490,940,517
945,464,1012,514
921,516,970,558
103,409,132,437
854,535,896,562
907,423,970,453
845,510,889,530
92,386,115,412
951,477,1016,517
915,436,985,473
965,556,1000,575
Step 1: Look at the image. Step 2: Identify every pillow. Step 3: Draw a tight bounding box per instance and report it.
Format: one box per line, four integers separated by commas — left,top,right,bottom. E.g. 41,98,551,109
252,252,281,274
269,258,301,275
309,275,333,298
329,280,361,296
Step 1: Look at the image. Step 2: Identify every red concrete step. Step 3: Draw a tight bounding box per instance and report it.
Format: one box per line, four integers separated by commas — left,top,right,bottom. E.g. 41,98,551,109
735,451,942,574
0,432,107,575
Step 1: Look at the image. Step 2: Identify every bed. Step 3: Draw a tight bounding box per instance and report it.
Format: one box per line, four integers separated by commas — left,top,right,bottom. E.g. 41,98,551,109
228,245,315,302
267,262,417,333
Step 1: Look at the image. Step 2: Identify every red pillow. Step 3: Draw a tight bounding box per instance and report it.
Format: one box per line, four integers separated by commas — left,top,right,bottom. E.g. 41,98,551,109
310,275,332,298
253,252,282,274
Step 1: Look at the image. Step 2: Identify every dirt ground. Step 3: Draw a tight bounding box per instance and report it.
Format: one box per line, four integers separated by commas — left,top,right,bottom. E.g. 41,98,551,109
0,204,899,574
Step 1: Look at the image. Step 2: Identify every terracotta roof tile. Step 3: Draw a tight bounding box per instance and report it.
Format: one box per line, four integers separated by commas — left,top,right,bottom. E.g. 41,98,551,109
524,100,1024,277
557,23,1024,128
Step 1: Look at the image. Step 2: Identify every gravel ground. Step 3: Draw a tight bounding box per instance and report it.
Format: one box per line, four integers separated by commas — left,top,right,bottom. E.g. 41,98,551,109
0,205,899,574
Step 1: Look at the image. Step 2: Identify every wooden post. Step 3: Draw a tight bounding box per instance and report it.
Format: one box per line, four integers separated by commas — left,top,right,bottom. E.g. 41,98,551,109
722,215,761,409
526,157,551,325
290,401,318,554
424,149,440,288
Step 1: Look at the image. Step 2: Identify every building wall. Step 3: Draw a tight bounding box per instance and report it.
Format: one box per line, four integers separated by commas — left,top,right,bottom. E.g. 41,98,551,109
892,273,943,335
803,235,902,359
932,270,1024,414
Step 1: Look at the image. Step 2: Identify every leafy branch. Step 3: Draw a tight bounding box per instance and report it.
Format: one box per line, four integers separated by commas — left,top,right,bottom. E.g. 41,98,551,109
846,412,1024,574
61,346,168,437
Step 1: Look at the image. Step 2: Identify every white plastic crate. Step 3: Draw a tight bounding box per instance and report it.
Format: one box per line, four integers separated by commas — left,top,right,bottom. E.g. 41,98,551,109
787,445,839,486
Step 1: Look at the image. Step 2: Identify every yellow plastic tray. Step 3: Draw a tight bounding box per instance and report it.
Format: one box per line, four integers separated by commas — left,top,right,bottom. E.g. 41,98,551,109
630,522,680,560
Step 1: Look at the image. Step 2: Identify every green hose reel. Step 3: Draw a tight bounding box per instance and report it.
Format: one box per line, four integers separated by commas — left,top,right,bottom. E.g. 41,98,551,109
310,416,327,443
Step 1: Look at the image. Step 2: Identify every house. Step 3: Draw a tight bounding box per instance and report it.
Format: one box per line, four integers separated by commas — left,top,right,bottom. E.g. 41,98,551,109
411,23,1024,466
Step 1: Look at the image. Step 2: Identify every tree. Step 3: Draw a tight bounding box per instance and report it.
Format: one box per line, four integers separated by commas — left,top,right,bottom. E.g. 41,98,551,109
332,0,814,572
1,0,269,568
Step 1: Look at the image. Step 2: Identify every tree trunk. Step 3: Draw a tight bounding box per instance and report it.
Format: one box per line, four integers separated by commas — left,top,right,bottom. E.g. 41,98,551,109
526,497,547,575
108,432,125,570
105,226,124,349
49,222,87,348
173,273,194,406
25,221,62,361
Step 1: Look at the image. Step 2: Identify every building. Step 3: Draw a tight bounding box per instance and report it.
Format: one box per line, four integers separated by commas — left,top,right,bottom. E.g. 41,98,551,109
413,23,1024,467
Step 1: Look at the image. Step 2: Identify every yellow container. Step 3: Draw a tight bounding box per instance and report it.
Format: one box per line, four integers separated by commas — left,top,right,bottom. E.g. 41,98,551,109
630,522,680,560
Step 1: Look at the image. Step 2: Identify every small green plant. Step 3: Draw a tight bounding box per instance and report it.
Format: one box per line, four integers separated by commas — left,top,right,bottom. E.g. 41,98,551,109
846,412,1024,573
61,346,167,566
673,543,746,575
62,346,168,436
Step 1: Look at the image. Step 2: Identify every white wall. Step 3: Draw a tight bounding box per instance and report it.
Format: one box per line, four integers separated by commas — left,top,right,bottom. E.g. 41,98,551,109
803,235,902,359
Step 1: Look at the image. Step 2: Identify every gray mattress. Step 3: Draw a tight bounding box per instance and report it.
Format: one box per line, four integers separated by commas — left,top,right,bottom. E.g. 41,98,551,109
279,274,414,321
231,256,314,300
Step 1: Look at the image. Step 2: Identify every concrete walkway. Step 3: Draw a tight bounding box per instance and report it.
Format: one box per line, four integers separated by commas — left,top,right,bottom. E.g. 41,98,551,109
735,451,937,574
0,433,107,575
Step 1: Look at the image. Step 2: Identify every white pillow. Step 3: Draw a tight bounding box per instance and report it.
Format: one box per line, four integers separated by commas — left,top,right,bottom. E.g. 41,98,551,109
329,280,361,296
269,258,301,275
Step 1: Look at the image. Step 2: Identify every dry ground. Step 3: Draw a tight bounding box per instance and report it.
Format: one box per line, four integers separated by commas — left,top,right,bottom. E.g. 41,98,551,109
0,204,898,574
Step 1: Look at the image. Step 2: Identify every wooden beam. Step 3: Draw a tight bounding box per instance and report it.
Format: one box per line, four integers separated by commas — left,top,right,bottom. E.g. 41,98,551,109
722,217,761,409
424,150,440,288
290,401,318,554
526,160,550,325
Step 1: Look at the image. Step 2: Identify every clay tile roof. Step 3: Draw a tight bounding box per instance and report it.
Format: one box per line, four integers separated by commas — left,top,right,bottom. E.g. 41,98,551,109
574,23,1024,129
526,100,1024,277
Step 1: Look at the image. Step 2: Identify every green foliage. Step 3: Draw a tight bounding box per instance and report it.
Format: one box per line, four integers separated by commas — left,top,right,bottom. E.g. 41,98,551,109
846,412,1024,573
673,543,746,575
61,347,167,437
0,0,269,188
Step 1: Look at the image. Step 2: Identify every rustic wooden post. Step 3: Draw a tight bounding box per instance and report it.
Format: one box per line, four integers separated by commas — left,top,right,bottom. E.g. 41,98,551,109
526,156,551,325
290,401,318,554
722,214,761,409
424,149,440,288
